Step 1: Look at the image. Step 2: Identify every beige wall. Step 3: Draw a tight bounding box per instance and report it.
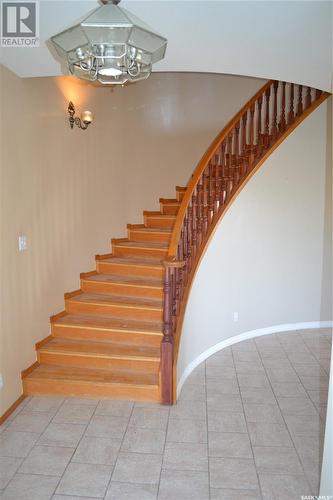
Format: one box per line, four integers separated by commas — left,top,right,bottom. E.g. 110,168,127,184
178,99,332,390
0,65,264,414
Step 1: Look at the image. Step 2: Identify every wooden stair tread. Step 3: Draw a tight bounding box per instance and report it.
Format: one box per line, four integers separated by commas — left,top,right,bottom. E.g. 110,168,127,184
68,292,162,309
53,313,163,332
113,240,168,249
143,211,176,218
24,364,159,386
84,274,163,288
100,256,164,267
128,226,172,234
39,337,160,359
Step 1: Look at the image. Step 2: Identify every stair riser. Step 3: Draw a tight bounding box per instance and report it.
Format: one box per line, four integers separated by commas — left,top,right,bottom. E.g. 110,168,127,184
23,379,159,401
66,300,163,322
112,245,167,259
38,352,159,373
128,229,171,243
52,324,163,347
160,203,180,215
144,215,176,228
97,261,164,279
81,279,163,299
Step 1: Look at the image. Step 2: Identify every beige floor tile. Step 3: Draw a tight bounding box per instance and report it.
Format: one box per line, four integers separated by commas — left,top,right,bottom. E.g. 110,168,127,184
241,387,276,405
243,403,284,424
207,393,243,413
85,415,128,439
0,431,39,458
7,413,52,434
292,434,324,464
178,383,206,401
18,445,73,476
22,396,64,414
56,462,112,497
158,469,209,500
112,452,162,485
210,488,262,499
0,457,22,489
167,418,207,443
277,396,317,416
186,364,206,385
72,436,121,465
38,423,86,448
253,446,303,475
299,375,329,390
210,457,258,490
105,481,157,500
270,382,307,397
208,411,247,433
1,473,59,500
121,427,166,454
237,373,270,388
163,441,208,471
129,407,169,430
284,414,325,436
206,364,237,379
207,379,240,396
63,397,98,407
234,361,265,374
169,400,207,420
248,422,293,447
205,348,234,367
208,432,252,458
259,473,311,500
95,400,134,417
53,404,95,424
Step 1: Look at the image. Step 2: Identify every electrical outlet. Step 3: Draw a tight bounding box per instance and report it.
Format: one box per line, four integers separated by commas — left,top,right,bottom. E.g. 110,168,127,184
0,373,3,390
233,311,239,322
18,235,27,251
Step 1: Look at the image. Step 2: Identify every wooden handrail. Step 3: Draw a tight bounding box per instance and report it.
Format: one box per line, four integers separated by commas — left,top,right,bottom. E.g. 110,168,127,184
167,79,273,258
160,79,330,404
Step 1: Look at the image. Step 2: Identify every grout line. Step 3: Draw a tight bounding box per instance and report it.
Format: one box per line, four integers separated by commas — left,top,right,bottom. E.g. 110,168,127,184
257,331,318,496
102,401,135,500
231,341,264,500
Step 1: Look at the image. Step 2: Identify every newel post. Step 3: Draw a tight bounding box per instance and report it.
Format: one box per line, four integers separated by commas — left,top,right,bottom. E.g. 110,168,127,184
161,259,185,405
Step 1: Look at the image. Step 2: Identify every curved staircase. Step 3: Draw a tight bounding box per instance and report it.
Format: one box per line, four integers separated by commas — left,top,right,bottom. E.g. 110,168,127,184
22,81,330,404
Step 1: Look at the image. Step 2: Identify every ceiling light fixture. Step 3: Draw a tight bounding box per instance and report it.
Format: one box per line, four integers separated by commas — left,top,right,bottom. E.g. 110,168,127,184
50,0,167,86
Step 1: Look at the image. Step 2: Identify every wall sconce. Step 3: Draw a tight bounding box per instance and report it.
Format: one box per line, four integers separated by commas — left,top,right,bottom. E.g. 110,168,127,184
68,102,94,130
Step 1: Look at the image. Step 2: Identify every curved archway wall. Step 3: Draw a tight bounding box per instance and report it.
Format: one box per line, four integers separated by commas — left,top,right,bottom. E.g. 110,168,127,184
177,98,332,393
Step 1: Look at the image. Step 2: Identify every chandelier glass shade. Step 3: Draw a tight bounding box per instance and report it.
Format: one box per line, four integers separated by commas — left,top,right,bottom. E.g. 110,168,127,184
50,0,167,85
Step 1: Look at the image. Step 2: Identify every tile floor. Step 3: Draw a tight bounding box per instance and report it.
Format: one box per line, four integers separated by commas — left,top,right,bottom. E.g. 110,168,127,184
0,328,331,500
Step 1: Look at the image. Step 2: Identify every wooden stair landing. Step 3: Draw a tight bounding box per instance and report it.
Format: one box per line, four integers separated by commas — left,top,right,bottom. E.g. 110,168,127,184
22,188,184,401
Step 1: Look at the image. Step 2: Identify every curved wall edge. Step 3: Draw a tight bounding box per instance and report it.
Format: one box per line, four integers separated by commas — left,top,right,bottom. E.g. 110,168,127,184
177,320,333,397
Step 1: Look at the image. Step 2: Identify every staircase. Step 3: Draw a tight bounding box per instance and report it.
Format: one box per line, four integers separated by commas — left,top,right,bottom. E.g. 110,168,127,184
22,80,329,404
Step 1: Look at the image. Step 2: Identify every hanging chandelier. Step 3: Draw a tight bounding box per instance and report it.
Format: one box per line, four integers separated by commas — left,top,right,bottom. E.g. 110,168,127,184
50,0,167,85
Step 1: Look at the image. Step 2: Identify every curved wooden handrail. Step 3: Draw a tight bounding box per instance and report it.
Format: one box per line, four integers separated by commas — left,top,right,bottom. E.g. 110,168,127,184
167,79,273,258
160,79,330,405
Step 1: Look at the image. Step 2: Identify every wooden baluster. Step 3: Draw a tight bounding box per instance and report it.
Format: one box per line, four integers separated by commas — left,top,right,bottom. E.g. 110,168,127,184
297,85,303,116
279,82,286,132
271,81,278,139
288,83,294,125
191,191,197,257
257,96,263,157
234,124,240,185
196,180,203,246
306,87,312,108
249,104,255,169
161,263,173,405
227,133,233,195
220,142,226,206
203,170,208,234
315,89,322,99
241,112,247,175
182,218,188,285
264,86,271,148
214,151,220,214
186,205,192,272
208,161,214,222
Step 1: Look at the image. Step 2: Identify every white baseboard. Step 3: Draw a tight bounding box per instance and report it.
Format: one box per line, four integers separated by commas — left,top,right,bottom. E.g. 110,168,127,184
176,320,333,398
